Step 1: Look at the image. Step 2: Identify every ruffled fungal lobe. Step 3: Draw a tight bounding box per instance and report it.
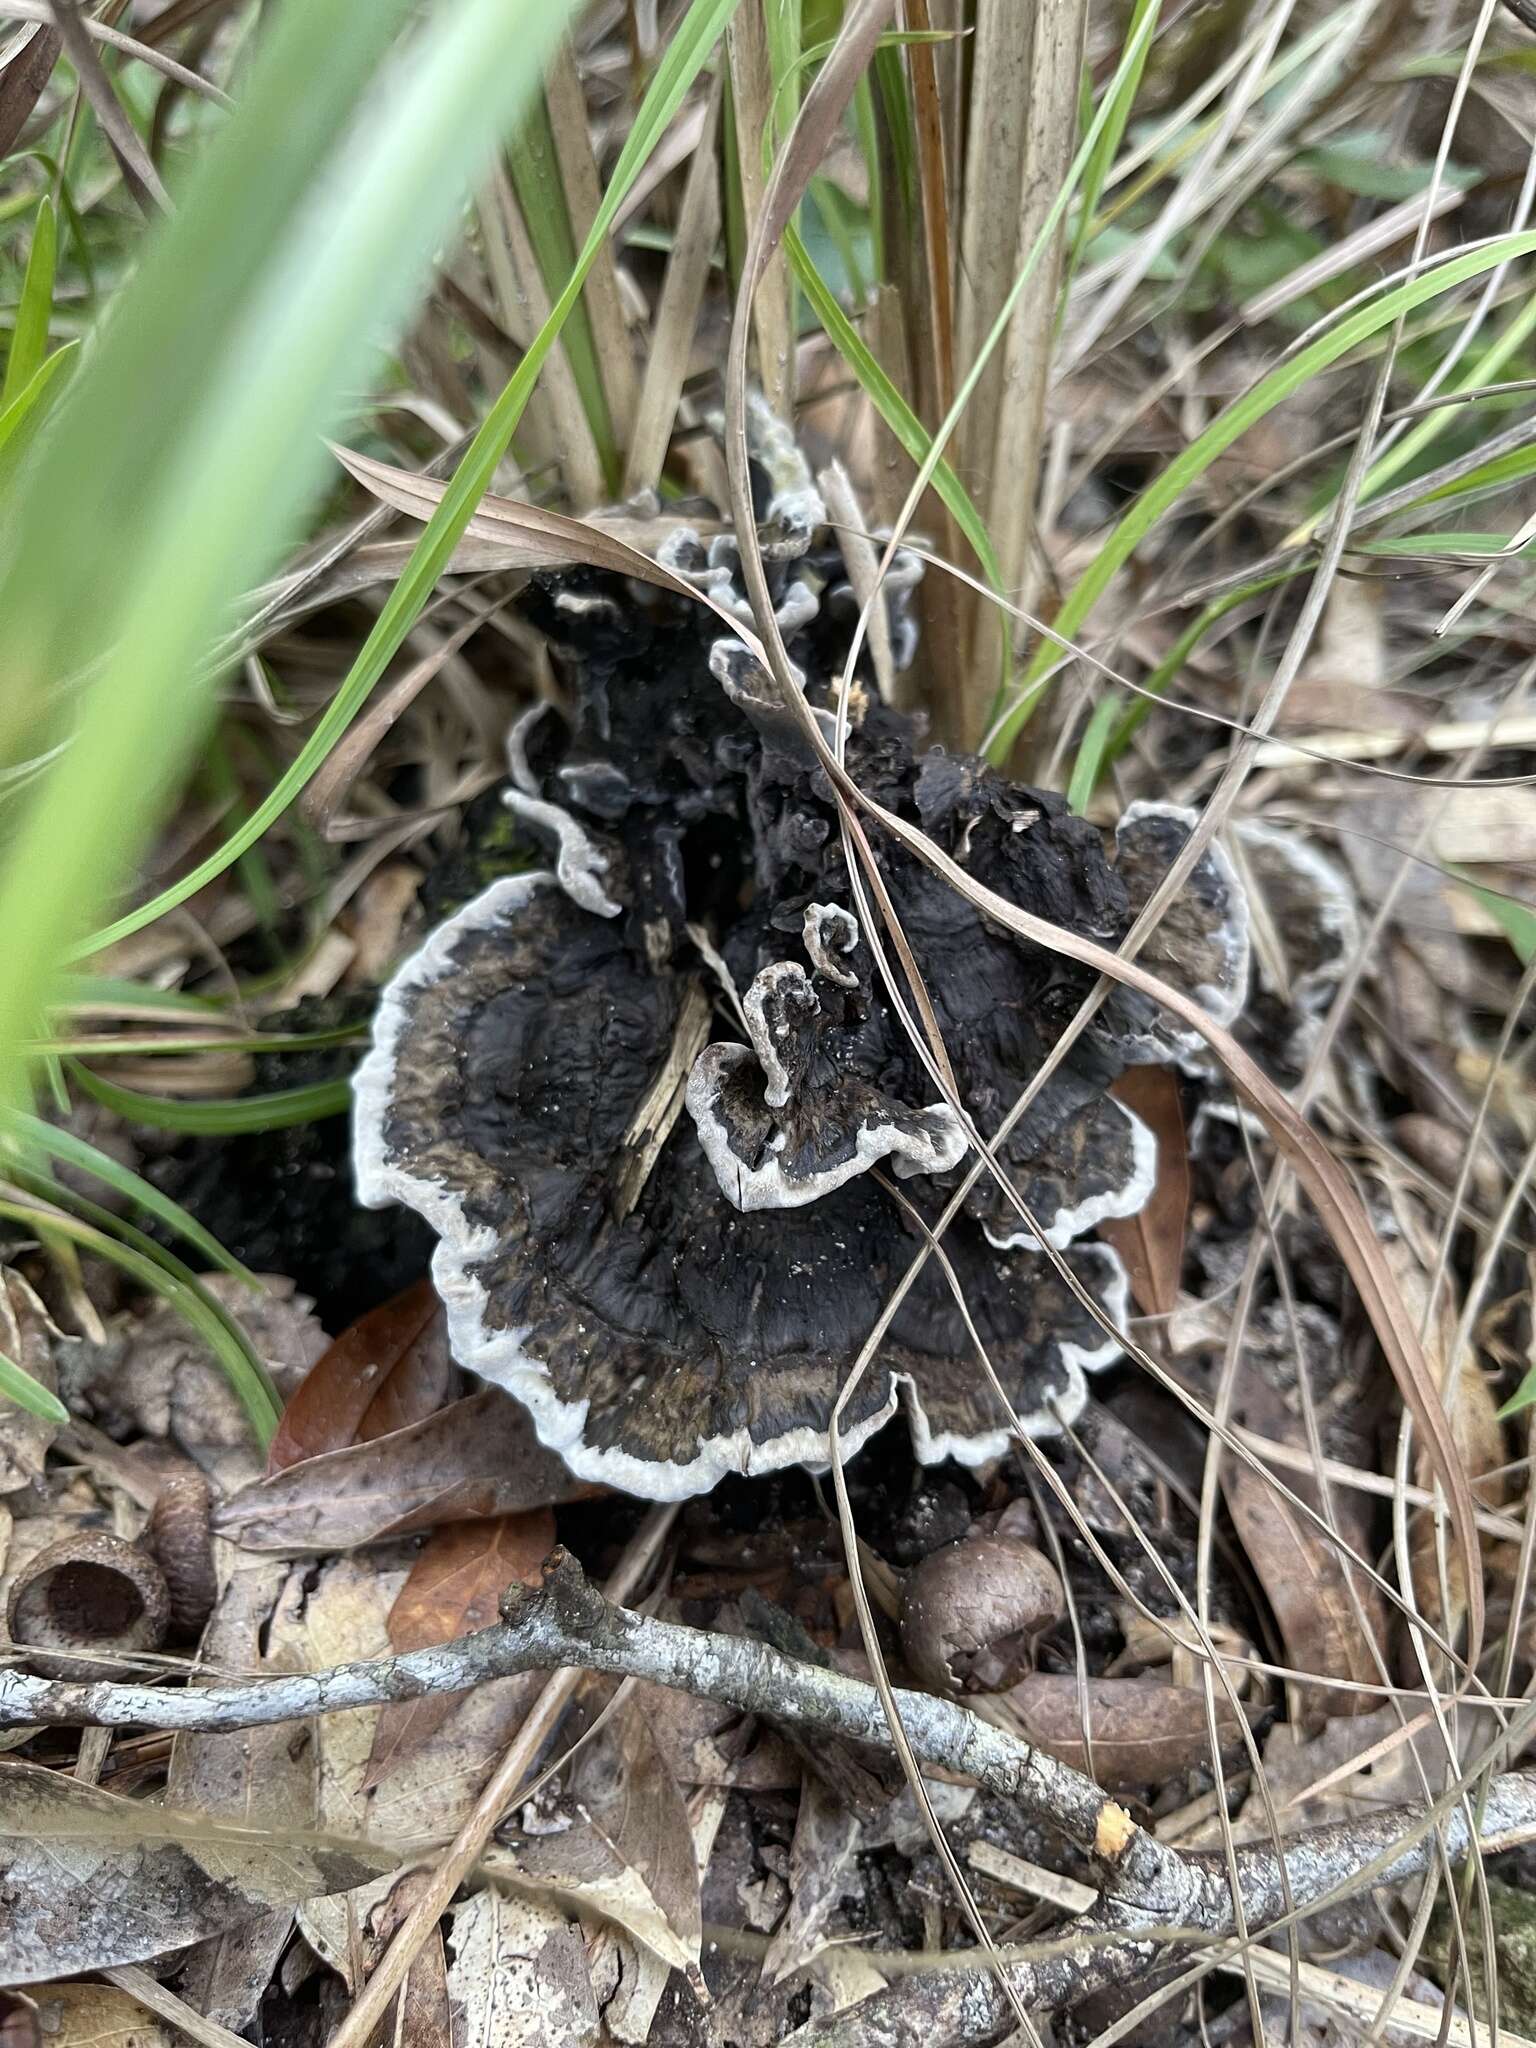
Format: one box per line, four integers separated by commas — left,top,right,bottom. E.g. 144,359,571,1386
354,414,1251,1498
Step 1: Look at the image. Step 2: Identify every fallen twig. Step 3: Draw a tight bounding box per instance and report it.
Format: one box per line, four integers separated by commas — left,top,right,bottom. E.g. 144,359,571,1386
3,1547,1532,2030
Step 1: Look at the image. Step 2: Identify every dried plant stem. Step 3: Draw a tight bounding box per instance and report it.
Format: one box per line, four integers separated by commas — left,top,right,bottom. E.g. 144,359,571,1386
954,0,1088,741
7,1552,1533,2029
726,5,794,416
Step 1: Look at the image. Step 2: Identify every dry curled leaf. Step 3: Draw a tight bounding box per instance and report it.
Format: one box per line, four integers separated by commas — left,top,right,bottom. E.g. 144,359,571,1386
267,1277,454,1471
1383,1234,1508,1655
1097,1067,1189,1318
445,1890,599,2048
365,1507,555,1785
0,1759,393,1985
61,1276,325,1491
487,1689,703,1982
0,1270,64,1495
26,1983,171,2048
1004,1673,1260,1792
0,24,60,159
1222,1304,1386,1720
166,1559,314,2033
332,443,712,593
763,1774,863,1984
218,1388,592,1553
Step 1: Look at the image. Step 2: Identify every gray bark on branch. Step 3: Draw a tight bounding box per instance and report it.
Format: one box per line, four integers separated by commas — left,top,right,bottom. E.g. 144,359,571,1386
2,1548,1530,2029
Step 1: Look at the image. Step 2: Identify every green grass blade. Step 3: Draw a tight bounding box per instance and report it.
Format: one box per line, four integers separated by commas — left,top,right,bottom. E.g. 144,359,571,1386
1456,874,1536,965
1298,290,1536,544
0,1347,68,1425
992,227,1536,758
0,337,77,479
1067,566,1301,809
3,1105,254,1280
0,1189,281,1441
69,1062,350,1134
2,193,55,411
0,0,587,1115
1064,0,1159,292
74,0,744,965
784,224,1003,588
506,92,620,486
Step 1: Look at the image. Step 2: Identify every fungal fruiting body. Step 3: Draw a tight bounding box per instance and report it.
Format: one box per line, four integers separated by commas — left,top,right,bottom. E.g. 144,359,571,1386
354,410,1250,1499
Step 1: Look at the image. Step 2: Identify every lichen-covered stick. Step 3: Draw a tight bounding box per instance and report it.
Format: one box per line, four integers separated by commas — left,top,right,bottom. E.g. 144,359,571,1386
3,1548,1532,2022
0,1551,1166,1887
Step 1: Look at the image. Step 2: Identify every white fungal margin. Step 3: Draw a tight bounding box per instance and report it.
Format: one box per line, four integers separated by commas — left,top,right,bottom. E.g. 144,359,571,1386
502,788,622,919
353,872,903,1501
1114,799,1251,1076
901,1243,1130,1467
982,1098,1158,1254
804,902,861,987
685,1044,969,1213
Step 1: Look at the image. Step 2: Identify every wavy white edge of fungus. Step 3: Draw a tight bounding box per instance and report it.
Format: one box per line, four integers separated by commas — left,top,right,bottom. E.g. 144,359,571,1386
355,875,1129,1496
901,1242,1131,1468
505,703,554,797
1235,818,1362,1011
708,636,837,746
685,1042,969,1213
743,390,827,547
554,588,625,622
502,789,622,920
804,901,861,987
980,1095,1158,1254
657,518,822,636
1115,800,1252,1061
742,959,814,1108
352,871,902,1500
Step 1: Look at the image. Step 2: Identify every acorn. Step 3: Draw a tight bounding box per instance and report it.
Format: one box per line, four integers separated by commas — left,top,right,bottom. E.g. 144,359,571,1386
899,1532,1065,1696
146,1465,218,1638
6,1530,170,1682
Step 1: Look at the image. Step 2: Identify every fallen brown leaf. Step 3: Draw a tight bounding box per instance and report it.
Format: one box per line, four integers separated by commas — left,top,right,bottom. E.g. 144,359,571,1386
220,1388,594,1553
0,1759,393,1984
487,1688,703,1981
1223,1304,1387,1720
1385,1234,1508,1654
763,1773,862,1984
444,1890,598,2048
267,1277,452,1471
1098,1067,1189,1317
1004,1674,1260,1793
26,1982,170,2048
365,1508,555,1785
166,1559,311,2033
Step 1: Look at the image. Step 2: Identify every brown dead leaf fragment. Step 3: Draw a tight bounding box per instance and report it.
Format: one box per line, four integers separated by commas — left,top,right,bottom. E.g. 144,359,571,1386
763,1774,862,1984
166,1559,314,2033
445,1890,599,2048
0,25,60,160
1383,1235,1508,1653
219,1388,593,1553
0,1759,393,1985
1004,1674,1260,1793
0,1270,64,1494
488,1688,703,1983
1222,1304,1386,1720
27,1983,170,2048
365,1508,555,1784
267,1276,453,1471
1097,1067,1189,1317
